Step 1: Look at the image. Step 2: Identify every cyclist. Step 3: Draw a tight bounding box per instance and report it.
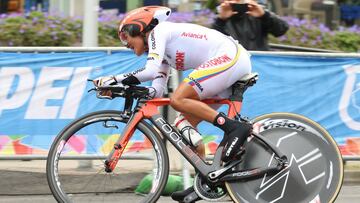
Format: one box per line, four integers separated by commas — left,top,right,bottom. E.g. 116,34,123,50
94,6,253,202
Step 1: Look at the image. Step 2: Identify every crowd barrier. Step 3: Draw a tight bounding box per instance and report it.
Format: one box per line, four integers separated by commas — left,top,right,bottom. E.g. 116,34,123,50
0,47,359,161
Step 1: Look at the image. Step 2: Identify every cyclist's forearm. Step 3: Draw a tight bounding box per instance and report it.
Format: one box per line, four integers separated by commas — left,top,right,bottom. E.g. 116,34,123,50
114,65,159,85
150,72,169,97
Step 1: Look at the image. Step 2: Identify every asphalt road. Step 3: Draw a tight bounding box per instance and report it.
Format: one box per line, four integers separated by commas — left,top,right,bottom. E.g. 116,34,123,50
0,160,359,203
0,185,359,203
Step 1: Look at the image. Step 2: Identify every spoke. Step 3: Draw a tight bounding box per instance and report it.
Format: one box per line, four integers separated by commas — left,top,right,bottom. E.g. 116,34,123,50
108,172,114,192
49,113,166,203
85,135,109,166
95,170,107,195
74,167,105,195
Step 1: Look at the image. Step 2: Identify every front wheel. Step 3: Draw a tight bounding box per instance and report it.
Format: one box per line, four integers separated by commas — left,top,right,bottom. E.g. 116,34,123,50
46,110,169,203
226,113,344,203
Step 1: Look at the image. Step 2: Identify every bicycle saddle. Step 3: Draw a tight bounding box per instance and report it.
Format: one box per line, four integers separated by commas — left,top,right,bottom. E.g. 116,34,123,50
230,72,259,101
238,72,259,84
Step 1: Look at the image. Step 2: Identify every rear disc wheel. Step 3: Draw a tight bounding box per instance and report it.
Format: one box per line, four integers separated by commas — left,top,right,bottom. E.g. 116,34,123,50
226,113,343,203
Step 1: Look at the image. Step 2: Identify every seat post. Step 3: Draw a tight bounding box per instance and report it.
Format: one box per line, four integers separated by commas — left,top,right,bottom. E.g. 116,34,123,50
230,72,258,102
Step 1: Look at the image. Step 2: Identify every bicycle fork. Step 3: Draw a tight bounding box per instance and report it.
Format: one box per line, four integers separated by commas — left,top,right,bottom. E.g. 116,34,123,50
104,112,143,173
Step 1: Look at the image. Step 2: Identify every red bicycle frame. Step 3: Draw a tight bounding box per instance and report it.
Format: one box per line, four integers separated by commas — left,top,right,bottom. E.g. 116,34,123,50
105,98,242,174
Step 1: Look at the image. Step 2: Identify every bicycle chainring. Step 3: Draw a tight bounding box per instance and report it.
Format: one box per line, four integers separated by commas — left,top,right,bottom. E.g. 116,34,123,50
193,173,227,202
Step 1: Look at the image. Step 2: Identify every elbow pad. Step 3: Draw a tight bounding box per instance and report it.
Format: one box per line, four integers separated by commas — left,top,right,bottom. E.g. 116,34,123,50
122,75,141,85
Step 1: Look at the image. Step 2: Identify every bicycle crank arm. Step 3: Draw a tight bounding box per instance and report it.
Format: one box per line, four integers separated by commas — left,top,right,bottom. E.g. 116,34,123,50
218,165,282,182
208,159,243,181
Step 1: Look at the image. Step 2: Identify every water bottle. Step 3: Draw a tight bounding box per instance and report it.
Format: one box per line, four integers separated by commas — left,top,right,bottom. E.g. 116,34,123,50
174,114,202,147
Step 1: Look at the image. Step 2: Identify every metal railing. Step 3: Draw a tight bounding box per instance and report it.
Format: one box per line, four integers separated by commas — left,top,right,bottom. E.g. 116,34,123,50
0,154,153,160
269,43,342,53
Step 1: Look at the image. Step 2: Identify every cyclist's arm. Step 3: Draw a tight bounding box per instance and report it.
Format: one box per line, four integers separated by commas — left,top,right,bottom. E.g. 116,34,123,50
115,25,169,85
150,61,170,98
114,65,162,85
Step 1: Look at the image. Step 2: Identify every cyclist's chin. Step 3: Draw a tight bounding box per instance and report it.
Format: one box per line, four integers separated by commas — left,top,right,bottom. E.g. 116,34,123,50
134,48,145,56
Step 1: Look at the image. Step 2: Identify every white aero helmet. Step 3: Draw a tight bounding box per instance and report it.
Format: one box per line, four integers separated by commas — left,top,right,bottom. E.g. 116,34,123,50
118,6,171,46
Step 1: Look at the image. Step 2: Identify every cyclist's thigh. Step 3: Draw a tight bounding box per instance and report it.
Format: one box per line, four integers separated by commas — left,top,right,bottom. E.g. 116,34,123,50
184,46,252,100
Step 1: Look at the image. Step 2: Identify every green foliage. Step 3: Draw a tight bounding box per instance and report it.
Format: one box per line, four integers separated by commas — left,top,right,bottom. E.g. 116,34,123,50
206,0,218,12
0,12,82,46
338,0,360,6
0,11,359,52
332,32,360,52
98,21,120,47
268,17,360,52
0,11,122,46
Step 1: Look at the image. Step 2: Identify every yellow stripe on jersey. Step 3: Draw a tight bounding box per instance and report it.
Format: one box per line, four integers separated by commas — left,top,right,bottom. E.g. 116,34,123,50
184,44,241,83
148,53,160,59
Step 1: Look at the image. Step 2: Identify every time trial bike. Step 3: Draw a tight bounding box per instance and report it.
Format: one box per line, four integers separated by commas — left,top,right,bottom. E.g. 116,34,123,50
46,72,343,203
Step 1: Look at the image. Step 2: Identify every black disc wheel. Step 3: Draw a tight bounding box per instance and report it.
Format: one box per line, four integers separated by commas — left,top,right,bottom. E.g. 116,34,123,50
226,113,343,203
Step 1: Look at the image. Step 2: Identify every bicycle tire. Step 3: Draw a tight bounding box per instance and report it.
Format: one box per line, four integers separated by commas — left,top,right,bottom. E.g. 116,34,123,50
46,110,169,203
225,112,344,203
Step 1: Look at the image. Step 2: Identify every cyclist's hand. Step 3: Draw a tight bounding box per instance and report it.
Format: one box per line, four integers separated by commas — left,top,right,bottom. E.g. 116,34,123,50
93,76,117,99
93,76,117,87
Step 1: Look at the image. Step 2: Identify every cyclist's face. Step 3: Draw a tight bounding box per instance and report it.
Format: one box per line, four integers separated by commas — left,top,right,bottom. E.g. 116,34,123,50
120,32,146,56
128,35,146,56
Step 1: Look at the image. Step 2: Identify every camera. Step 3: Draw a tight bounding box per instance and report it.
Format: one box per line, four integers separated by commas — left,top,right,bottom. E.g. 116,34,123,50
230,3,249,14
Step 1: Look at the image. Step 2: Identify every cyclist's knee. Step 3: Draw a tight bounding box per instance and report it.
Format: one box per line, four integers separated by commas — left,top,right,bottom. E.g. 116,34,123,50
170,94,183,111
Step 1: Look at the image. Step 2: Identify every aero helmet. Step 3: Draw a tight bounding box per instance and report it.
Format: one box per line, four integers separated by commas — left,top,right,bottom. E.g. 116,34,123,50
118,6,171,46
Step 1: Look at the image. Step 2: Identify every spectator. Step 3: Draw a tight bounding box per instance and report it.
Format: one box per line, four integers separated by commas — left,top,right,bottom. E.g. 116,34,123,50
24,0,49,13
0,0,9,14
212,0,289,51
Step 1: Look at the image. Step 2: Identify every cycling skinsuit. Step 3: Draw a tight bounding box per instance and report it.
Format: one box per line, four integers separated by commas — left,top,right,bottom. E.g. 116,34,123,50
115,21,252,99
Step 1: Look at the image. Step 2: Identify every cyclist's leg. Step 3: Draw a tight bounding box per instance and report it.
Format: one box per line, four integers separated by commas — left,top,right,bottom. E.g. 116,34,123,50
171,85,217,122
180,103,223,159
170,43,251,202
180,113,208,159
171,44,252,162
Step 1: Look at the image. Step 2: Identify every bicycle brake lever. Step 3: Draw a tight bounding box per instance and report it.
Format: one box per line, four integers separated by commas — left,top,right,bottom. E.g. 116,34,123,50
87,88,97,93
87,79,98,93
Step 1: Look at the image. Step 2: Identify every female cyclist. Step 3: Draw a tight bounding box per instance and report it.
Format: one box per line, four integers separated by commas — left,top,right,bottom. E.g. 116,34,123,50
94,6,255,202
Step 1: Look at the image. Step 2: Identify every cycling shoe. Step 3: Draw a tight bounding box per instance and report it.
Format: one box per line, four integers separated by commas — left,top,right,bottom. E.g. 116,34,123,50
171,186,201,203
